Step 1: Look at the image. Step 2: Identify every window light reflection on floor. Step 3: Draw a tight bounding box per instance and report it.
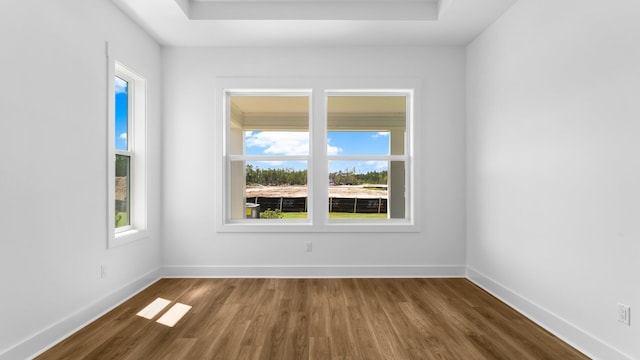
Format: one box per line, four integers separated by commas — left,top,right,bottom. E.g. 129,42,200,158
156,303,192,327
136,298,171,319
136,297,192,327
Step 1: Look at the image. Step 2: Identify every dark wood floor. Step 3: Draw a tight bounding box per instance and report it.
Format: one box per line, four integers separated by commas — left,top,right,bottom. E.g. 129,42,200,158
37,278,588,359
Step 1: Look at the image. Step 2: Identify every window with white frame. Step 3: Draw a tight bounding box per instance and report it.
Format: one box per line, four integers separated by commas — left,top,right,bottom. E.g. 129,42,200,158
218,78,419,232
108,62,147,247
115,75,132,229
229,94,311,220
326,94,408,221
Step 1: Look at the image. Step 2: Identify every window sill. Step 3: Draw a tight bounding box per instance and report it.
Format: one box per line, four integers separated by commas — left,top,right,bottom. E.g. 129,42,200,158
110,228,148,248
216,221,420,233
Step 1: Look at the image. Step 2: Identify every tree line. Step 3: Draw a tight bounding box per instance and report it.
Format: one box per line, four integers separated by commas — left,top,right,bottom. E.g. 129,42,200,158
245,164,387,186
330,167,387,185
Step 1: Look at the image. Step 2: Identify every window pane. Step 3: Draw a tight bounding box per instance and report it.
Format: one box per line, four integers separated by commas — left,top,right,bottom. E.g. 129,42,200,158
229,95,309,156
115,76,128,151
327,131,389,156
328,160,405,219
244,131,309,156
115,154,131,227
327,95,407,220
327,95,406,156
231,161,308,220
227,94,310,222
329,160,389,219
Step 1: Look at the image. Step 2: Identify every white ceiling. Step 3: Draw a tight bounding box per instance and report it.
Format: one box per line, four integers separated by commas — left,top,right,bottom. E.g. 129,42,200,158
112,0,517,47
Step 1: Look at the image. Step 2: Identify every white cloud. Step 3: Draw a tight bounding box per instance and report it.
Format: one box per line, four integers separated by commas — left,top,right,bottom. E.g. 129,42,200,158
365,161,388,170
372,131,390,139
326,137,342,155
258,161,284,166
245,131,310,155
327,144,342,155
246,131,345,157
115,77,128,95
119,133,127,140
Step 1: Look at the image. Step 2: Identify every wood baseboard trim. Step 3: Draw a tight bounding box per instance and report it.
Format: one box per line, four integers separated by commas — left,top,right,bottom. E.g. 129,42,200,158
0,268,162,360
161,265,467,278
466,267,633,360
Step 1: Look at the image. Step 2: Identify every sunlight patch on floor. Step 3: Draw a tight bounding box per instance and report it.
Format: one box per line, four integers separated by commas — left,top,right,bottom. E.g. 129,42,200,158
156,303,192,327
136,297,192,327
136,298,171,320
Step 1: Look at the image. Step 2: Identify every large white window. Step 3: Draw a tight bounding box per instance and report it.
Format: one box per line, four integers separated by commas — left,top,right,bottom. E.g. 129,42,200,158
326,94,408,221
217,78,420,232
108,61,147,247
228,93,311,221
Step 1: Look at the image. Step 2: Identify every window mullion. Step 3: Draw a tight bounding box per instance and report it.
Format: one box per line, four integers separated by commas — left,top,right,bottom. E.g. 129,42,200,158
311,88,328,226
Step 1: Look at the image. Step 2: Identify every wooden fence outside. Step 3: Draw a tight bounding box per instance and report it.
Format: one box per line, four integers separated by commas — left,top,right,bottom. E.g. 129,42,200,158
245,197,388,214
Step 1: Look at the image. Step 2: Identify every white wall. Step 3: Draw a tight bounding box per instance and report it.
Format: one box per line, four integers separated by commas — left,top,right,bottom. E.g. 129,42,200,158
12,0,636,357
0,1,162,358
162,47,467,276
467,1,640,359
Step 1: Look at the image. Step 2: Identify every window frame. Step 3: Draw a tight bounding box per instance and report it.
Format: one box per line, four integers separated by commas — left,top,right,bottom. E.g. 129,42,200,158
227,91,313,224
115,74,134,232
325,92,410,223
107,58,148,248
215,77,421,233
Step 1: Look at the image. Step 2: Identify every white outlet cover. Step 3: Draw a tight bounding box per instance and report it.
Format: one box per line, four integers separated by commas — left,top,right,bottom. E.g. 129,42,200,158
617,303,631,326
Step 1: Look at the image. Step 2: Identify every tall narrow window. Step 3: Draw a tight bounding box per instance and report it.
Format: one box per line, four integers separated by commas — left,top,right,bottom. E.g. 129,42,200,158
108,61,147,247
115,76,131,229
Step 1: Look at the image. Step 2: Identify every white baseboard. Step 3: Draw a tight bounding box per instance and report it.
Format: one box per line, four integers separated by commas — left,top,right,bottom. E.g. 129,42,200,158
466,267,634,360
162,265,467,278
0,268,162,360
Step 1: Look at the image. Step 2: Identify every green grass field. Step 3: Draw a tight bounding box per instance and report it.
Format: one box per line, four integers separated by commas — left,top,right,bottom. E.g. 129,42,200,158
115,212,129,227
276,212,387,219
329,212,387,219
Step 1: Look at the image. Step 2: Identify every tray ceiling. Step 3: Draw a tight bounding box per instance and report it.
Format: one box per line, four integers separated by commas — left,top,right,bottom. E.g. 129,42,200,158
112,0,517,46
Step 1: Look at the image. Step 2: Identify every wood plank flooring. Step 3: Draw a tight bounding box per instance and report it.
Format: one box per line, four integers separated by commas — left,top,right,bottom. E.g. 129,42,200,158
37,278,589,360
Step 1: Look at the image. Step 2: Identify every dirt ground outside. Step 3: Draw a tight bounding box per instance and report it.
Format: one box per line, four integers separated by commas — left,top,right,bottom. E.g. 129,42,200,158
245,185,387,199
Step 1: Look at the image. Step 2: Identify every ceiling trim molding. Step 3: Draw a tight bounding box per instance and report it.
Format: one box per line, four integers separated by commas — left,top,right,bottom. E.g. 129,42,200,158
180,0,440,21
111,0,519,47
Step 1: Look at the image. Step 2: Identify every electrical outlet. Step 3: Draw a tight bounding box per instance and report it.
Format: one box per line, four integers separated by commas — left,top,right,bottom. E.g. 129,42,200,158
617,303,630,326
101,265,107,279
306,241,312,253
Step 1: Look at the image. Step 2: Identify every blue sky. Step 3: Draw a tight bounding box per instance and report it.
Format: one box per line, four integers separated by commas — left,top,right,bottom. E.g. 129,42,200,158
115,77,128,151
244,131,389,173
